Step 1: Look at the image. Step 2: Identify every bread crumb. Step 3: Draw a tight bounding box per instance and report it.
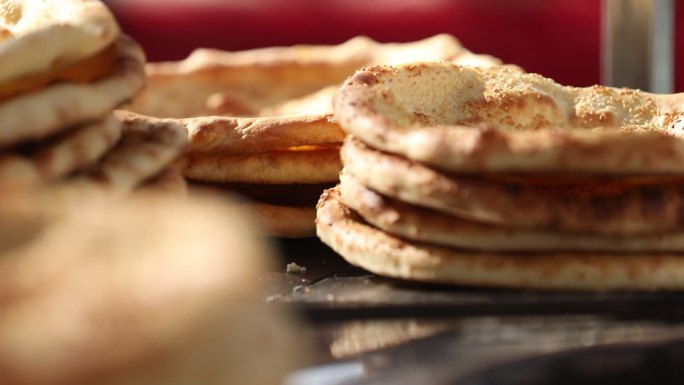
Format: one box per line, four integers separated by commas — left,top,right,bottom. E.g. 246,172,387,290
286,262,307,274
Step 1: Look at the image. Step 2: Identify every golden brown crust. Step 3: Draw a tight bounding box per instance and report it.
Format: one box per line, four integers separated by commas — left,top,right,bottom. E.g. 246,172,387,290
342,136,684,235
60,111,188,196
340,171,684,252
334,63,684,174
183,113,345,154
0,35,145,148
316,187,684,290
0,113,121,189
184,148,341,185
0,0,120,84
0,42,118,103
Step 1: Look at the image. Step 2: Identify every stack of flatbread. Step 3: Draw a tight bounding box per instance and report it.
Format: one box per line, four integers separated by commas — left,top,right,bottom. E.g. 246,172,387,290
126,34,506,237
320,62,684,290
0,0,186,201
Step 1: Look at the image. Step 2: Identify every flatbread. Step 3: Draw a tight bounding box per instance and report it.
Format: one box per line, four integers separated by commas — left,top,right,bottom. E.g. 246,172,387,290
65,111,187,195
0,41,119,104
0,191,56,255
184,114,344,154
334,63,684,174
185,148,341,184
128,41,364,118
340,171,684,253
128,34,503,118
0,113,121,189
0,0,119,84
316,187,684,290
0,193,307,385
0,35,145,148
342,136,684,235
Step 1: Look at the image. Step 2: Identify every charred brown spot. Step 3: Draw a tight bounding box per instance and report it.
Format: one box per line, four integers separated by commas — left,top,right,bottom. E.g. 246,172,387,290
588,195,622,221
352,72,379,86
670,118,684,130
502,182,523,197
411,111,432,124
676,202,684,227
639,186,666,216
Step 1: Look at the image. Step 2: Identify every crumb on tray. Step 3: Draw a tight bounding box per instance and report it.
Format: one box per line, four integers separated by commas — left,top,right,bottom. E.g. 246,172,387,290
286,262,307,274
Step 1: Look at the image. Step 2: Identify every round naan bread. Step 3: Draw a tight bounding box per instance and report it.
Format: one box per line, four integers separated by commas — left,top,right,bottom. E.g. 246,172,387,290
128,34,504,118
0,0,119,85
48,111,188,200
334,62,684,174
0,35,145,148
127,35,508,239
340,171,684,253
317,187,684,291
342,136,684,236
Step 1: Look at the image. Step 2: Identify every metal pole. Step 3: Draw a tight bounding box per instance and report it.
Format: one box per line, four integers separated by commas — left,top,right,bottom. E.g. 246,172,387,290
602,0,673,93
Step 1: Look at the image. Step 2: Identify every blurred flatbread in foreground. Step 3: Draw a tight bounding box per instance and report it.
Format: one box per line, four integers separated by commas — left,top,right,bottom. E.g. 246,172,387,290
316,187,684,291
136,162,188,197
0,192,309,385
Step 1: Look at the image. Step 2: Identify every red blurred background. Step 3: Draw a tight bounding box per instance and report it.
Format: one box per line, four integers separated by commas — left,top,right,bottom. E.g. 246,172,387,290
105,0,683,91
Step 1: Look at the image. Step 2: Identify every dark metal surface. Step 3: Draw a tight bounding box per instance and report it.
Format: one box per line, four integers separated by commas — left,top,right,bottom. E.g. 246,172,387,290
351,334,684,385
268,238,684,323
271,238,684,384
602,0,674,92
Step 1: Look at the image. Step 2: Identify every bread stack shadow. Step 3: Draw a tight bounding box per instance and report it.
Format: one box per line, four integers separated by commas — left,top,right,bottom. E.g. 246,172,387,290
319,62,684,290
